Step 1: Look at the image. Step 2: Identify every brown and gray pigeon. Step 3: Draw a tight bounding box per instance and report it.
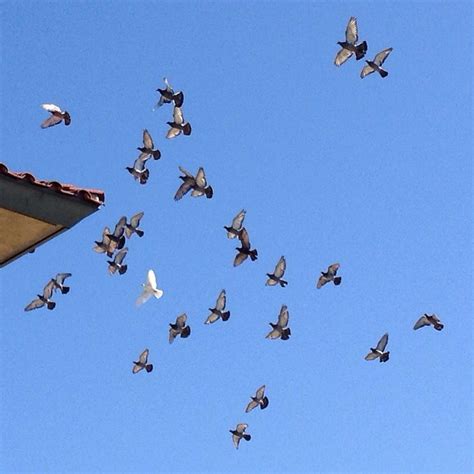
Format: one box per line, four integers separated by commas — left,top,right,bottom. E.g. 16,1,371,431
25,280,56,311
266,305,291,340
230,423,251,449
107,217,127,254
166,106,191,139
266,256,287,287
155,77,184,108
234,228,258,266
174,166,213,201
365,333,390,362
224,209,246,239
107,247,128,275
132,349,153,373
316,263,341,289
361,48,393,78
124,212,144,238
169,313,191,343
51,273,72,294
40,103,71,128
137,129,161,160
205,289,230,324
93,227,114,257
413,313,444,331
334,17,367,66
126,154,150,185
245,385,269,412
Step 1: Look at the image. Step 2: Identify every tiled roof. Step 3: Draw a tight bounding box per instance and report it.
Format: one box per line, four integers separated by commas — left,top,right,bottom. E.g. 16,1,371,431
0,163,105,205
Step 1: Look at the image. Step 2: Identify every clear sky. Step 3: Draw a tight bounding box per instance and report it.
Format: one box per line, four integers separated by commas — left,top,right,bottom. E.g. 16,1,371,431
1,1,472,473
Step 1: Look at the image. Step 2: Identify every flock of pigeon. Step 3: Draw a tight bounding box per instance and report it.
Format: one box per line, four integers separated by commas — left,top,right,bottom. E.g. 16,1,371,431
26,16,443,450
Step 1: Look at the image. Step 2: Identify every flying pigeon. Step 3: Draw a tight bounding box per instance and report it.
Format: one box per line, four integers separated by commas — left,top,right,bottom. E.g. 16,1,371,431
93,227,114,256
174,166,213,201
266,256,287,287
51,273,72,294
107,216,127,254
205,289,230,324
361,48,393,78
413,313,444,331
125,212,145,238
137,129,161,160
316,263,341,289
136,269,163,306
230,423,251,449
334,17,367,66
166,106,192,139
365,333,390,362
40,103,71,128
108,247,128,275
224,209,246,239
155,77,184,108
266,304,291,340
169,313,191,343
234,228,258,266
245,385,269,413
132,349,153,374
126,154,150,185
24,280,56,311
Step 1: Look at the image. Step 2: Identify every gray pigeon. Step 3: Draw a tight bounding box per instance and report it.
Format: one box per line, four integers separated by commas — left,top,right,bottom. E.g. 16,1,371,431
229,423,251,449
334,17,367,66
169,313,191,343
245,385,269,412
361,48,393,78
413,313,444,331
365,333,390,362
107,247,128,275
316,263,341,289
234,228,258,266
205,289,230,324
137,129,161,160
124,212,144,238
224,209,246,239
106,216,127,254
126,154,150,185
266,305,291,340
155,77,184,108
51,273,72,294
166,106,191,139
25,280,56,311
132,349,153,373
266,256,287,287
93,227,114,257
174,166,213,201
40,103,71,128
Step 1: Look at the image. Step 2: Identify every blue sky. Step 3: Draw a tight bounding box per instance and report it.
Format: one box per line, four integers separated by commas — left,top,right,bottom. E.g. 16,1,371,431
1,1,472,472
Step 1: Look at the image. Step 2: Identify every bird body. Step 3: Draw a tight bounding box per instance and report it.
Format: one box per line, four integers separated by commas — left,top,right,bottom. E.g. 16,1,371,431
266,305,291,340
230,423,251,449
25,280,56,311
317,263,341,289
334,17,367,66
365,333,390,362
132,349,153,373
234,228,258,266
361,48,393,78
40,103,71,128
169,313,191,343
136,269,163,306
245,385,269,412
413,313,444,331
205,289,230,324
266,256,287,287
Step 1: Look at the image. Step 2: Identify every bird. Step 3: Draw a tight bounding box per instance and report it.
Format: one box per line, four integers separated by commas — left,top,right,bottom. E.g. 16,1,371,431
365,333,390,362
229,423,251,449
316,263,341,289
413,313,444,331
40,103,71,128
93,227,114,257
51,273,72,294
224,209,246,239
266,305,291,340
124,212,145,238
174,166,213,201
106,216,127,254
132,349,153,374
107,247,128,275
334,17,367,66
205,289,230,324
245,385,269,412
234,228,258,266
166,106,192,139
169,313,191,343
137,129,161,160
136,269,163,306
155,77,184,108
266,256,287,287
126,155,150,185
360,48,393,78
24,280,56,311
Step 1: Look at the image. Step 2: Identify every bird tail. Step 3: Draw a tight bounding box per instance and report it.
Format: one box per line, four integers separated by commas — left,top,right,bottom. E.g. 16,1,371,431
355,41,367,60
183,123,192,135
205,186,213,199
181,326,191,338
61,286,70,294
221,311,231,322
434,323,444,331
379,68,388,78
333,276,342,286
152,150,161,160
261,396,269,409
47,301,56,310
279,280,288,287
281,328,291,340
135,229,145,238
250,250,258,261
243,434,251,441
118,265,128,275
146,364,153,372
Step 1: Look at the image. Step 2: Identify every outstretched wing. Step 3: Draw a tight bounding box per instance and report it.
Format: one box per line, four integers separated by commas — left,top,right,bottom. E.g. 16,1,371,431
266,327,281,339
204,311,220,324
166,126,181,139
113,216,127,237
360,63,375,79
136,289,152,307
364,351,379,361
374,47,393,66
277,305,289,328
233,252,248,267
238,228,250,249
42,280,55,299
178,166,194,178
345,17,358,44
41,114,63,128
24,297,45,311
316,274,329,289
130,211,144,229
55,273,72,285
334,47,353,66
142,129,153,149
175,313,187,328
255,385,266,399
195,167,207,188
327,263,340,276
114,247,128,264
376,333,389,352
216,289,226,311
146,269,157,290
174,179,193,201
274,256,286,278
413,315,430,330
173,106,184,125
138,349,149,365
245,400,259,413
232,209,246,231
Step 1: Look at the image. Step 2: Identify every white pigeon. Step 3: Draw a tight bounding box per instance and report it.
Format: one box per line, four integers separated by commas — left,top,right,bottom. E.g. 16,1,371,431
136,269,163,306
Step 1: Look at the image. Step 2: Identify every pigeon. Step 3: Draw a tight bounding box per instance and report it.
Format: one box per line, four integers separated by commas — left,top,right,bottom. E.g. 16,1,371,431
40,103,71,128
245,385,269,412
169,313,191,343
51,273,72,294
230,423,251,449
174,166,213,201
413,313,444,331
316,263,341,289
224,209,246,239
125,212,145,238
24,280,56,311
334,17,367,66
107,216,127,253
365,333,390,362
107,247,128,275
132,349,153,374
137,129,161,160
266,256,287,287
93,227,114,256
155,77,184,108
126,155,150,185
266,304,291,340
361,48,393,78
205,289,230,324
234,228,258,266
166,106,192,139
136,269,163,306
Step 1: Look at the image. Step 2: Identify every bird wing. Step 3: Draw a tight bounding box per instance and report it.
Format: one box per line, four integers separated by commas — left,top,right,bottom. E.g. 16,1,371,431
245,400,259,413
166,126,181,139
278,305,289,328
55,273,72,285
345,17,358,44
178,166,194,178
216,289,226,311
233,252,248,267
113,216,127,237
41,103,62,113
114,247,128,264
429,314,441,323
133,154,149,171
376,333,389,352
136,288,152,307
173,106,184,125
327,263,340,276
374,48,393,66
364,351,379,361
231,209,246,231
43,280,55,299
236,423,247,434
24,298,45,311
130,211,144,229
41,115,63,128
255,385,266,399
274,256,286,278
163,77,173,92
146,269,157,290
142,129,153,149
204,311,220,324
317,274,329,289
169,326,180,344
266,327,281,339
360,63,375,78
138,349,149,365
132,363,144,373
239,228,250,249
191,189,205,197
413,315,430,330
266,277,278,286
232,434,241,449
176,313,187,328
174,179,193,201
334,48,353,66
195,167,207,188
